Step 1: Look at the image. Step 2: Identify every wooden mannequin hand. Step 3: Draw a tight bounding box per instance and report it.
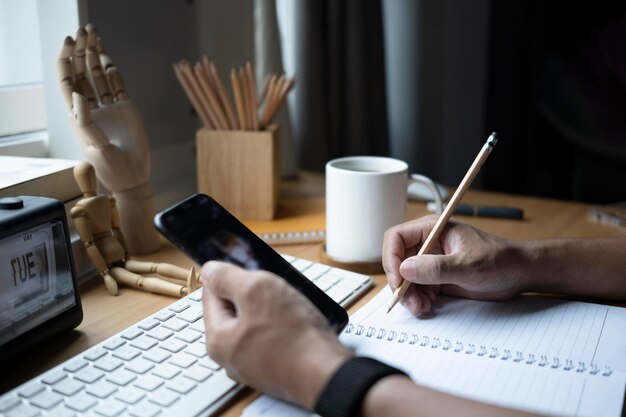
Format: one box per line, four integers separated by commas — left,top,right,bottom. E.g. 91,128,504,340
58,24,159,254
57,24,150,194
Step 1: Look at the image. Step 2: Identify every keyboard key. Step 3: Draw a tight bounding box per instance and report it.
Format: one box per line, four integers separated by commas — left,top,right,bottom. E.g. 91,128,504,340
103,338,126,351
129,335,158,351
177,308,203,323
185,343,207,358
121,328,143,340
153,310,175,322
142,349,171,364
302,264,331,280
137,319,160,331
159,338,187,353
134,375,163,392
197,357,221,370
125,358,155,375
30,390,63,409
63,359,88,373
114,386,146,405
0,394,21,412
74,367,104,384
313,279,332,291
187,289,203,302
326,285,353,304
6,403,41,417
65,393,97,412
166,375,196,394
168,302,190,313
94,356,124,372
182,366,212,382
151,364,181,380
147,387,179,407
327,268,371,285
280,253,296,262
42,370,67,385
161,318,188,332
18,382,45,398
128,400,161,417
146,327,173,341
86,380,118,399
174,329,201,343
188,319,205,333
106,369,137,386
84,347,108,361
52,378,84,396
292,258,313,271
93,399,126,417
169,353,197,369
112,345,141,361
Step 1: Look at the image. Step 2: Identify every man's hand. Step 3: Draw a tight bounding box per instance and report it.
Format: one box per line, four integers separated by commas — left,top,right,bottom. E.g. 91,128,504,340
201,262,352,409
57,24,159,254
383,215,526,316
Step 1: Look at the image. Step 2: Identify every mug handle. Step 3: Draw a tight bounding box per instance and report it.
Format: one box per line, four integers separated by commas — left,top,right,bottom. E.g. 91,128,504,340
408,174,444,214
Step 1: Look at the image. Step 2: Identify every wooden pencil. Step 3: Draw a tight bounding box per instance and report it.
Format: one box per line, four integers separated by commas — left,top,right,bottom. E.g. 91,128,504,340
265,77,295,126
260,74,277,128
194,62,229,130
204,57,237,130
245,62,259,130
230,68,246,130
173,62,212,128
239,67,252,130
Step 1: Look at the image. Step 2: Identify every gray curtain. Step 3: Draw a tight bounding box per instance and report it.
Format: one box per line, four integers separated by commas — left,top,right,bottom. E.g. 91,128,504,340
273,0,390,171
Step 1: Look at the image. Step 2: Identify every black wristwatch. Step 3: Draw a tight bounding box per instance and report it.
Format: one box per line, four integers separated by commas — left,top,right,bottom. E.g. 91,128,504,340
314,356,408,417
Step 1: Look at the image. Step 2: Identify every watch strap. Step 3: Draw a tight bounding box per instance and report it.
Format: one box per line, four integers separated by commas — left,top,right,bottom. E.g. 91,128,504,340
314,356,407,417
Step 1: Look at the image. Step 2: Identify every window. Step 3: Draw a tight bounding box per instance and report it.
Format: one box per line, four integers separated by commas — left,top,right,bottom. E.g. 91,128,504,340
0,0,48,156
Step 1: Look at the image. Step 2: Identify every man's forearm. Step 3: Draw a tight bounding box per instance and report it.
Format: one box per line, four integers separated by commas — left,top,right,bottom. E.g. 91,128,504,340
362,376,540,417
519,237,626,300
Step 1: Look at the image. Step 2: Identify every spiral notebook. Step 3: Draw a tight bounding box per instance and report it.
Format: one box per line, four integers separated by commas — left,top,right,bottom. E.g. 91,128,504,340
243,287,626,417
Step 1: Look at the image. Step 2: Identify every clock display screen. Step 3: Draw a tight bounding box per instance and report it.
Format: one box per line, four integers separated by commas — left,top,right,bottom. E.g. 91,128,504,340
0,220,75,347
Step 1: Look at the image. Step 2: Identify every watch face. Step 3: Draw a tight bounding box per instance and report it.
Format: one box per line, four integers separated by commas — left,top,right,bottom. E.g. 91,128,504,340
0,220,76,347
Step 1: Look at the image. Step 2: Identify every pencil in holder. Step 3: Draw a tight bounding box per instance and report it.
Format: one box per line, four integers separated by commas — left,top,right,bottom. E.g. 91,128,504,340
196,124,280,220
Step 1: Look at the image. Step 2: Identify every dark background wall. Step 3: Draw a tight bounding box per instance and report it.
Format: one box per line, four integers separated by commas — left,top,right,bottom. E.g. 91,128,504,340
483,1,626,203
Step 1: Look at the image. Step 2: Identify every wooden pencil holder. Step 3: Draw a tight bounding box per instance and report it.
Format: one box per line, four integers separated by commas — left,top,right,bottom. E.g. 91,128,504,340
196,124,280,220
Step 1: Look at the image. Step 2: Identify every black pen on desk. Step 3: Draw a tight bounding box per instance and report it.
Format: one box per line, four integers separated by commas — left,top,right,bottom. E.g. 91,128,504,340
427,202,524,220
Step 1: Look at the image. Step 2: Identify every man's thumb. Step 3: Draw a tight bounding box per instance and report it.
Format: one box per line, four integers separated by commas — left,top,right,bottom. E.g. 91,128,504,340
399,254,456,285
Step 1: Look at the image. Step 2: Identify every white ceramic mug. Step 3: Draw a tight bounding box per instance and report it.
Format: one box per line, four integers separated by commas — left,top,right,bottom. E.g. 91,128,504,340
325,156,443,262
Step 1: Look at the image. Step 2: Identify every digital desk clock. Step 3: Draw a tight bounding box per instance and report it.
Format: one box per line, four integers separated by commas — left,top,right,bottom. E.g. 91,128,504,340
0,196,82,364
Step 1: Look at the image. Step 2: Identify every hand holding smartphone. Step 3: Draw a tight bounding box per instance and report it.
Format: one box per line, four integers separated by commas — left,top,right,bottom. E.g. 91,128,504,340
154,194,348,332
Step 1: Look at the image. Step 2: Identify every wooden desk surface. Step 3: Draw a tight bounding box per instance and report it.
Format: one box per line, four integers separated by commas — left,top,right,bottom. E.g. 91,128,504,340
4,174,625,415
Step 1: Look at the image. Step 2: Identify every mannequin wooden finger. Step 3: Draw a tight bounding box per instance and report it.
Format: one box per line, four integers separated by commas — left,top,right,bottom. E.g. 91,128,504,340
100,53,129,101
73,27,97,107
57,36,76,109
86,24,114,105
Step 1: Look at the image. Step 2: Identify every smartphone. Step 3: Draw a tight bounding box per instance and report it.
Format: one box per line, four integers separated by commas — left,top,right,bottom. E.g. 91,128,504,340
154,193,349,332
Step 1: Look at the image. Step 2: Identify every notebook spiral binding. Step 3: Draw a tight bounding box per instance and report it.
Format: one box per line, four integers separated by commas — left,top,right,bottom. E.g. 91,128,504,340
343,323,613,377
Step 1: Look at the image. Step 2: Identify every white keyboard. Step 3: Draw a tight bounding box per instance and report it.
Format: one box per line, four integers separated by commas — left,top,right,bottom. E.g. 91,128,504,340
0,256,374,417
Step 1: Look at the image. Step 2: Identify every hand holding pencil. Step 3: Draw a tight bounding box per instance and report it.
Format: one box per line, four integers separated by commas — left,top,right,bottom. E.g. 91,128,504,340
386,133,498,314
173,56,295,131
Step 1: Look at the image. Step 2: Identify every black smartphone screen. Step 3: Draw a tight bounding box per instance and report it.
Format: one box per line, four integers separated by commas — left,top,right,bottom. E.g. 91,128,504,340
154,193,348,332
